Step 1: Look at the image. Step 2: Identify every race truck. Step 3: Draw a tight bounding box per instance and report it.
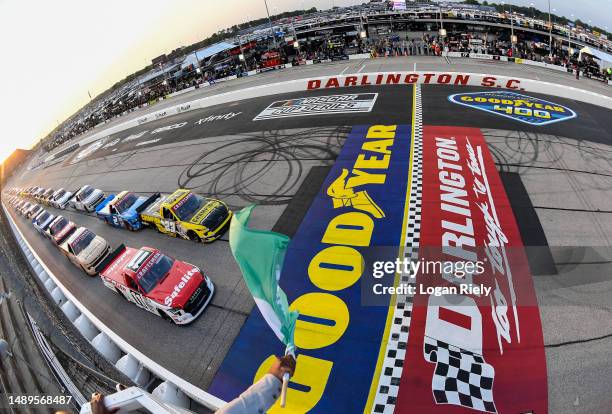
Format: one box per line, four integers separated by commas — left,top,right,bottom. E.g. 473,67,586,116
39,188,56,205
96,191,160,231
33,210,55,235
54,190,74,209
59,227,111,275
70,185,106,212
99,245,214,324
12,199,24,210
140,189,231,242
18,202,32,215
49,188,73,209
25,204,43,219
32,188,46,201
46,216,77,245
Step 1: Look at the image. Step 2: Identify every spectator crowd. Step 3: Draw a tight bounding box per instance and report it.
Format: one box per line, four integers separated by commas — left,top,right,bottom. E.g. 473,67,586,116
41,5,611,154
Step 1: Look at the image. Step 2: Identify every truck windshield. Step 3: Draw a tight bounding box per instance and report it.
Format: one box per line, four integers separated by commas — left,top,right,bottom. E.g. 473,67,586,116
172,193,205,221
36,211,50,223
50,218,68,234
115,193,137,213
138,254,174,294
80,187,93,200
202,206,227,229
71,230,95,256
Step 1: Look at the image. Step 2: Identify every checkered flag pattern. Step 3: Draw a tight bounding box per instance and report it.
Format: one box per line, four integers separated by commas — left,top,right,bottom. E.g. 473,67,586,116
424,337,497,413
371,85,424,414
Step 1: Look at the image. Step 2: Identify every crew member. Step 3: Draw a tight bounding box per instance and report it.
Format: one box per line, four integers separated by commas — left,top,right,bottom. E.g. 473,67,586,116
82,355,296,414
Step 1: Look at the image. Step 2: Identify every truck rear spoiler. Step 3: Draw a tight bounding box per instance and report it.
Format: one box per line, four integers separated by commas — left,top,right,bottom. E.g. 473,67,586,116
96,243,126,274
56,226,77,246
95,194,116,215
136,192,161,214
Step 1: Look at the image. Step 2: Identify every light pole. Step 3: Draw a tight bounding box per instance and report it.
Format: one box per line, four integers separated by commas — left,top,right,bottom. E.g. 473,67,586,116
193,50,204,82
439,5,447,46
508,3,516,55
292,22,300,59
548,0,553,59
568,14,574,57
263,0,278,49
238,35,248,72
359,11,368,52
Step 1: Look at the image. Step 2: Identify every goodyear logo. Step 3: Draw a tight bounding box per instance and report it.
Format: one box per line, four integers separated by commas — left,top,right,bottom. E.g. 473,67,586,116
208,125,413,413
448,91,577,126
327,169,385,219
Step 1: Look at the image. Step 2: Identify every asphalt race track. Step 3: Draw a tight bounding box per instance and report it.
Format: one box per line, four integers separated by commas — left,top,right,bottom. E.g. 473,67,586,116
5,58,612,413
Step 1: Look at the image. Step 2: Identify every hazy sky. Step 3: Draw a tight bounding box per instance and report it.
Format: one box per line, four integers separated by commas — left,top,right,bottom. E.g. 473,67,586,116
0,0,608,163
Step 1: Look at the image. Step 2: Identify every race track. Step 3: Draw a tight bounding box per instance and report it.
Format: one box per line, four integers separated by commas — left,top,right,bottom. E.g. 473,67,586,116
5,58,612,413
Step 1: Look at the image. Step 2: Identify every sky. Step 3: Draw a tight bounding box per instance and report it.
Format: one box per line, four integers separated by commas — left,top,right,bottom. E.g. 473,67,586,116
0,0,609,163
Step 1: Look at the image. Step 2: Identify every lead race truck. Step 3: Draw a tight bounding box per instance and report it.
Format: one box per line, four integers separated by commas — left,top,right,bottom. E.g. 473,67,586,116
99,245,214,324
139,189,232,242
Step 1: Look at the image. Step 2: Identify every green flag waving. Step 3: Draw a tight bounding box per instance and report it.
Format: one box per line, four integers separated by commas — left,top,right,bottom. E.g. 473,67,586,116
229,205,298,353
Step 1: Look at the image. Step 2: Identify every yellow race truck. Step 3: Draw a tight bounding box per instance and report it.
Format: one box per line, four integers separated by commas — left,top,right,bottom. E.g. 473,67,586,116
139,189,232,242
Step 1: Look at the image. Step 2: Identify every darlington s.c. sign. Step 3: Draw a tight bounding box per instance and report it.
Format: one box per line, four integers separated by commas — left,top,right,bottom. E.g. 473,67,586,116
306,73,523,90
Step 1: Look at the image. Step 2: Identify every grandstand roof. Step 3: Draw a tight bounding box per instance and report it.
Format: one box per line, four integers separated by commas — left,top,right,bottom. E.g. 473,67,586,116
580,46,612,68
138,63,181,84
181,41,236,69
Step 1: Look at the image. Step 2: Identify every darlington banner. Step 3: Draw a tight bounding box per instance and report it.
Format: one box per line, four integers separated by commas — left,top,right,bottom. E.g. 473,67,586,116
395,126,547,413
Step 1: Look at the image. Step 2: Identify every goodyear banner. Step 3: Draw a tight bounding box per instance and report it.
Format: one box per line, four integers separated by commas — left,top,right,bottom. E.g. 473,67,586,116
210,124,412,412
395,126,547,413
448,91,577,126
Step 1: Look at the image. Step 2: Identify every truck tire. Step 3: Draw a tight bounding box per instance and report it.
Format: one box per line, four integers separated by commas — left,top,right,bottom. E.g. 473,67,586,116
187,231,201,243
158,310,172,323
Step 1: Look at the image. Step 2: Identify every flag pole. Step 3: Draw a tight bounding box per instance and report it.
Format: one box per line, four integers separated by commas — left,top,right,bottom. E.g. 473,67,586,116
280,372,290,407
280,346,295,408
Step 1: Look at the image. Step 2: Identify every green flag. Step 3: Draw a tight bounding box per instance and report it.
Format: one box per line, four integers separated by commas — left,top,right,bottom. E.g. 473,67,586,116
229,205,298,353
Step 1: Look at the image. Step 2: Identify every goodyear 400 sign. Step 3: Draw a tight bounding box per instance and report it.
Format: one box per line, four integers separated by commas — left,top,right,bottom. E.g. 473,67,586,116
449,91,577,126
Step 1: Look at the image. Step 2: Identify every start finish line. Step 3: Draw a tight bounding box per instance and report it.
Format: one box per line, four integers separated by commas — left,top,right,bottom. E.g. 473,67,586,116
210,121,546,412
